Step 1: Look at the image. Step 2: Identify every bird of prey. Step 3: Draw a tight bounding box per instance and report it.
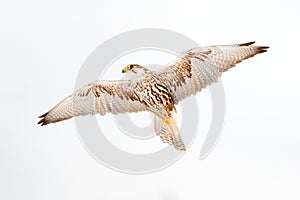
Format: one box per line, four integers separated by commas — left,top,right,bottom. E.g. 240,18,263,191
38,42,268,151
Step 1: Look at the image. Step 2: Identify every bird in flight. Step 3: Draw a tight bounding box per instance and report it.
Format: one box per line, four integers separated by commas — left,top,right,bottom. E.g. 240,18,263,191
38,42,268,151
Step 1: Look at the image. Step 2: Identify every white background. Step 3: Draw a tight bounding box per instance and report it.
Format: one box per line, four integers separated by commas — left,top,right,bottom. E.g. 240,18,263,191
1,0,300,199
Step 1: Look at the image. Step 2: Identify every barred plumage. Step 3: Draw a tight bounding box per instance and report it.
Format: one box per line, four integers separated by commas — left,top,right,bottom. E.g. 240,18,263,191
38,42,268,151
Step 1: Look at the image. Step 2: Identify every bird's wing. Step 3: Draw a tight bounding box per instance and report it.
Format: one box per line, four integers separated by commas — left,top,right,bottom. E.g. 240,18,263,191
157,42,268,103
38,80,147,125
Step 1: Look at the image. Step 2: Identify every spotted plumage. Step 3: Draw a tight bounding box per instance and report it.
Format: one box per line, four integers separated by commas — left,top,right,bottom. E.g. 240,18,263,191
38,42,268,151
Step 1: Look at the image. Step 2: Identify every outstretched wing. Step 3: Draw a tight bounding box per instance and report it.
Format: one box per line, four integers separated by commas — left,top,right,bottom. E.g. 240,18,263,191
157,42,269,103
38,80,146,126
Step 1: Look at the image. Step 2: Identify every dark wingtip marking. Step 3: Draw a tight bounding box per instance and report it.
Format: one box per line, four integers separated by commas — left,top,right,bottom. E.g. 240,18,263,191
239,41,256,46
255,46,269,54
38,114,72,126
38,112,49,126
38,112,48,118
257,49,267,53
38,118,46,126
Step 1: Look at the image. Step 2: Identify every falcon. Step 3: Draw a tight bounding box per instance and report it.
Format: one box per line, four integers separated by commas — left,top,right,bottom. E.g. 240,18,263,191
38,42,268,151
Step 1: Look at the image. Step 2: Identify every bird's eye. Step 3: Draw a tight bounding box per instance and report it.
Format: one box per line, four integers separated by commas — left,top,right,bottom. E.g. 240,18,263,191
130,64,133,69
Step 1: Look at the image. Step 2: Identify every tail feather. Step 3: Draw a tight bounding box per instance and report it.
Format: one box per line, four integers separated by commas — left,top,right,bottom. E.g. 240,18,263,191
154,114,186,151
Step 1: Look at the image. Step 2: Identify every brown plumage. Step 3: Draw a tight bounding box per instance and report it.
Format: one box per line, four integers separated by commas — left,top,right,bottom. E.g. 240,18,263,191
39,42,269,151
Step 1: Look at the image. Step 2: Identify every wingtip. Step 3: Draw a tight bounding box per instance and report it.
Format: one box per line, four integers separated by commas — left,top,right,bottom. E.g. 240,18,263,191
38,112,50,126
38,112,48,118
239,42,269,52
239,41,256,46
37,118,46,126
255,46,269,54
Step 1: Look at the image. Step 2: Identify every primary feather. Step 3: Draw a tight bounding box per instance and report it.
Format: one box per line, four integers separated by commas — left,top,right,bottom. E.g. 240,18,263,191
39,42,268,151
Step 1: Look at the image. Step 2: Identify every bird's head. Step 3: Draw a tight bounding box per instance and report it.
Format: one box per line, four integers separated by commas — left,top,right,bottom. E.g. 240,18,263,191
122,64,149,75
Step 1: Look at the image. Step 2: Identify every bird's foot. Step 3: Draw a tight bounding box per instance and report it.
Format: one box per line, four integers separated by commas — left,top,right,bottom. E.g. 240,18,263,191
163,119,171,125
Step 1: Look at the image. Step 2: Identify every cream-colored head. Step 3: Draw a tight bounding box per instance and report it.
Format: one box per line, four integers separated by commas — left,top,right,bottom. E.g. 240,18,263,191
122,64,149,75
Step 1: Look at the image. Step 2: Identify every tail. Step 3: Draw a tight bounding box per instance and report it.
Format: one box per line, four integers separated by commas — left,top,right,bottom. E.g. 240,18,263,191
154,114,186,151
